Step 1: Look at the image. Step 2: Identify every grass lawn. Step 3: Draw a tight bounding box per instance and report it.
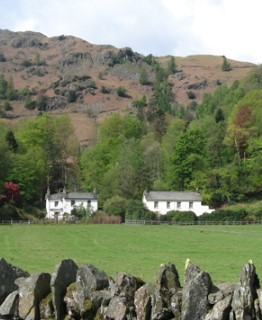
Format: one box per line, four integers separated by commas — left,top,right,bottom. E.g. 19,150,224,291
0,223,262,285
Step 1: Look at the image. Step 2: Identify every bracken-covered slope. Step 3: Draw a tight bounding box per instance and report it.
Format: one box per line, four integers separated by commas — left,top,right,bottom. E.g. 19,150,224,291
0,29,256,144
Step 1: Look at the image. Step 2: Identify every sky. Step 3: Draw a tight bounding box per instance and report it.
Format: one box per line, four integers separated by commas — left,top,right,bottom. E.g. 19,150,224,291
1,0,261,64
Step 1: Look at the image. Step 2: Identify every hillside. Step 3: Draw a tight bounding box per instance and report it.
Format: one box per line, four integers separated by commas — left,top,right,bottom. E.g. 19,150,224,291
0,29,256,145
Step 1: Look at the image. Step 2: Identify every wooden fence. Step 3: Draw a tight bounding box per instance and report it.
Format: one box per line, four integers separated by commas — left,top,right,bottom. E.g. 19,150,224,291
0,219,262,226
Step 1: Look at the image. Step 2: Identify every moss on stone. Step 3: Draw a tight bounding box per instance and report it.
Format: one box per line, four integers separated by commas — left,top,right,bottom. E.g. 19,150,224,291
83,298,93,311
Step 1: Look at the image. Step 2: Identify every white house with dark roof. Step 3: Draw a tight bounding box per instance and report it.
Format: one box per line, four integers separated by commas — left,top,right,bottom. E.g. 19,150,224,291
45,187,98,220
142,190,214,216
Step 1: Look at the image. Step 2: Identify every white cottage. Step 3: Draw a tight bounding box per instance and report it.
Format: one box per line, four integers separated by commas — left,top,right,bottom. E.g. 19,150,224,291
142,190,214,217
45,187,98,220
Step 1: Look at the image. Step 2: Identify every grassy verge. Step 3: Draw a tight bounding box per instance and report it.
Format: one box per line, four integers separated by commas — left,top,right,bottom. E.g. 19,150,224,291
1,224,262,285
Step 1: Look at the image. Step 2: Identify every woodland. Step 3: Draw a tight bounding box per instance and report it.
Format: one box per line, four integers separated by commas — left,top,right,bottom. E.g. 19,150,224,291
1,57,262,220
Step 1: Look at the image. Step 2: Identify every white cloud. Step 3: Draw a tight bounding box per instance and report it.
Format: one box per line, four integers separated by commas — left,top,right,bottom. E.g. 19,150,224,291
0,0,261,63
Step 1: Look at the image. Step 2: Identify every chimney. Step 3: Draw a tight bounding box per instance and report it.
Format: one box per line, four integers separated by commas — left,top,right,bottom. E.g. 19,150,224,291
45,187,50,200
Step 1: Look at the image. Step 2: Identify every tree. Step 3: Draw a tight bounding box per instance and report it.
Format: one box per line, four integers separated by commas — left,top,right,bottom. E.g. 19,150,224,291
125,199,154,220
169,128,207,190
24,92,36,110
6,130,18,152
0,74,8,99
36,94,48,111
6,77,17,100
167,56,176,75
215,108,225,123
3,182,20,205
103,195,127,222
7,149,47,203
16,114,80,194
0,123,12,188
222,56,231,71
139,69,149,85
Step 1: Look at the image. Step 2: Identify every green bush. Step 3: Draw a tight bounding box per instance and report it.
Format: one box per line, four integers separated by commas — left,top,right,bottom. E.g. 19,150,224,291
187,91,196,99
2,101,12,111
199,208,248,222
139,69,149,85
125,199,155,220
0,204,20,220
117,86,128,97
67,90,77,102
103,195,127,222
21,59,32,67
101,86,111,94
165,210,197,223
0,53,6,62
132,96,147,108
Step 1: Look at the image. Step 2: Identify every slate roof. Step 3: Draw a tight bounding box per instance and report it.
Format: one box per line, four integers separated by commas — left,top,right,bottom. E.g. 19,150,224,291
143,191,202,202
50,192,98,201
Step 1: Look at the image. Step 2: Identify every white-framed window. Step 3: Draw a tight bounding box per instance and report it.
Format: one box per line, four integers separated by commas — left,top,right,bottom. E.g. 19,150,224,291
154,201,158,209
189,202,193,209
177,201,181,209
55,201,59,207
167,201,170,209
71,200,75,206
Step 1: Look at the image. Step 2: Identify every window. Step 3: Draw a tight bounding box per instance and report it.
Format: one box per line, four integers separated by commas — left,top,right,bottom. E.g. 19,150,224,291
167,201,170,209
71,200,75,206
54,201,58,207
154,201,158,209
189,202,193,209
177,201,181,209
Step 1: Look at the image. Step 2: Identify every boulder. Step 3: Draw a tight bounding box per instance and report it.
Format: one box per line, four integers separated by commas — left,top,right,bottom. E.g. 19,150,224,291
0,257,29,304
151,289,174,320
257,288,262,316
157,263,181,292
170,290,183,320
40,293,54,319
15,272,51,320
112,272,145,301
104,296,131,320
64,283,111,320
74,264,110,314
181,260,213,320
0,290,19,318
134,283,155,320
205,295,232,320
157,262,182,315
51,258,78,320
231,263,260,320
64,282,81,319
208,283,235,305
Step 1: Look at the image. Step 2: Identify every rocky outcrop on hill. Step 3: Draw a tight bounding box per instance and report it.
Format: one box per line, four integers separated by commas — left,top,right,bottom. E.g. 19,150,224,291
0,257,261,319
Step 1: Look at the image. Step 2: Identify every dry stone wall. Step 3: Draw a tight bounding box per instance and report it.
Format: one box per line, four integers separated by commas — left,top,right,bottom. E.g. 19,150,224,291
0,257,261,320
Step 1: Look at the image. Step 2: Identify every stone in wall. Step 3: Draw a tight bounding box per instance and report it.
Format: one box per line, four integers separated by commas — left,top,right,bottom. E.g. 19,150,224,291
181,260,213,320
51,258,78,320
0,257,29,304
0,290,19,318
15,272,51,320
231,262,260,320
104,272,145,320
73,263,110,318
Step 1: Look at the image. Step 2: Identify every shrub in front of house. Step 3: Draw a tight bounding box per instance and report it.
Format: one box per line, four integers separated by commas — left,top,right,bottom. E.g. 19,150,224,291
162,210,197,223
198,208,248,222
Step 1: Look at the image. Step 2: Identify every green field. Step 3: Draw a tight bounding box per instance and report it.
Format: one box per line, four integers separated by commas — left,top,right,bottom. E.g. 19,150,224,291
0,224,262,285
